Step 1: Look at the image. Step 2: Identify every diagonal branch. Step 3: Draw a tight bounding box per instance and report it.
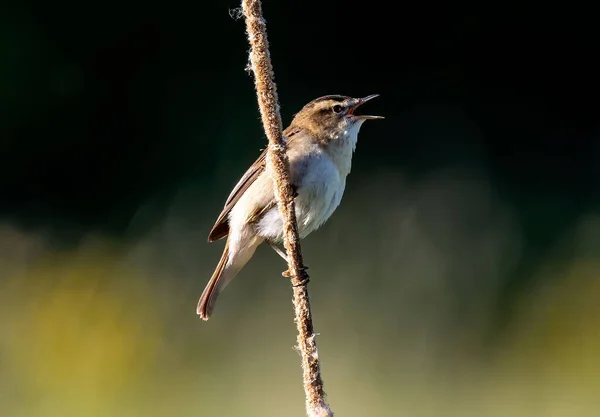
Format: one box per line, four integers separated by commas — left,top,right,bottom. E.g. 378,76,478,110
240,1,333,416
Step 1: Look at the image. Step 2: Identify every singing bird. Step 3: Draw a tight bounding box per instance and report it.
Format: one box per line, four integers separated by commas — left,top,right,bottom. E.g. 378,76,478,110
198,94,383,320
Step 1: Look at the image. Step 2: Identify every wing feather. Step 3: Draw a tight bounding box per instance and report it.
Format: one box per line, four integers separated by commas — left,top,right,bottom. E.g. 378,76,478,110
207,148,267,241
207,127,301,242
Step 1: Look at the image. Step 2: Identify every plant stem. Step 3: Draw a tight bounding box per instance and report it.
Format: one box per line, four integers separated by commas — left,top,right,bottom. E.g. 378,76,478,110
240,1,333,416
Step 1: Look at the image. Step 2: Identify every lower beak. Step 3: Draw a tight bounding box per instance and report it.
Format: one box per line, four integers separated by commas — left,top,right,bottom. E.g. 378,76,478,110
351,94,384,120
355,114,385,120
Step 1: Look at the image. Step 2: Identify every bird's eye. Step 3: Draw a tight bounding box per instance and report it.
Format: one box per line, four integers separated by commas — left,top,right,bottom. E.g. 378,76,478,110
332,104,343,114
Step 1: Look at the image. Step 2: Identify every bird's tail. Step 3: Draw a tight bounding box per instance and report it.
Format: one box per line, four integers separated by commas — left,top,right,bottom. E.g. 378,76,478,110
197,239,231,320
197,237,260,320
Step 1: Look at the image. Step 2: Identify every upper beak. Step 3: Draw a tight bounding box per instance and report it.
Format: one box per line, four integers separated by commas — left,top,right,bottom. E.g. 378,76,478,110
351,94,384,120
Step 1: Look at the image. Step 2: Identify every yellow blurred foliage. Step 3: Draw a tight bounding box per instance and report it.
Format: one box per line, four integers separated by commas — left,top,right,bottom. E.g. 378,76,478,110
506,260,600,390
1,241,162,411
1,207,600,416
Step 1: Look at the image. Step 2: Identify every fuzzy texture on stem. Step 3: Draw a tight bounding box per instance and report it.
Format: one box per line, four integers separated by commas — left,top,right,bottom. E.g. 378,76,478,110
240,1,333,416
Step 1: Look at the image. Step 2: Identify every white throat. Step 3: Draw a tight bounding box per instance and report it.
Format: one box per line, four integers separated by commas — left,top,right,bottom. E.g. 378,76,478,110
327,119,365,177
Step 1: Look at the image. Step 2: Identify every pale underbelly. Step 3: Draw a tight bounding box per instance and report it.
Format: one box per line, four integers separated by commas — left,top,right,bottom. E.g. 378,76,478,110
256,171,345,242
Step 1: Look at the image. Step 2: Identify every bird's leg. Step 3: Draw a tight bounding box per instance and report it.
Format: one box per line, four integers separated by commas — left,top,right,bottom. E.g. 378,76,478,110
267,241,309,280
269,185,308,282
268,241,289,262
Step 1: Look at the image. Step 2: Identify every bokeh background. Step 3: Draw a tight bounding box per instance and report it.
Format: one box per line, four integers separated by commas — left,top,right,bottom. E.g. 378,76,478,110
2,1,600,416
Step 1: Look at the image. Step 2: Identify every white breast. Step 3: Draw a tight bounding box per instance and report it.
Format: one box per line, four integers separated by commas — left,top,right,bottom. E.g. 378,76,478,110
294,150,345,237
251,121,362,242
255,122,363,243
255,151,342,242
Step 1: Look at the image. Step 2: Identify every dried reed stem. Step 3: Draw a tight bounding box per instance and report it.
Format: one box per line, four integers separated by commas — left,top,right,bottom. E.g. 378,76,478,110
240,1,333,416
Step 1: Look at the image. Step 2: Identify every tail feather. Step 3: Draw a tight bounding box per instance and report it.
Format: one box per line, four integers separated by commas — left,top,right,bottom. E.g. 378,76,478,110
197,240,231,320
198,236,262,320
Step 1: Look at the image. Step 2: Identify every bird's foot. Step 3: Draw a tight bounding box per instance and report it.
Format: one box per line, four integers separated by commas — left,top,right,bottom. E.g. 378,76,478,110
282,266,310,286
281,265,309,277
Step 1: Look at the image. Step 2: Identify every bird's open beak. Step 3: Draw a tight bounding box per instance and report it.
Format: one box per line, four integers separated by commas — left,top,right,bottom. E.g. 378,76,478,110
350,94,384,120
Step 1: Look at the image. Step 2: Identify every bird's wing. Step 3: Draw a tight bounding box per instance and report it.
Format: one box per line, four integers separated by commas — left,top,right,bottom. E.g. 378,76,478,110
207,148,267,242
207,127,301,242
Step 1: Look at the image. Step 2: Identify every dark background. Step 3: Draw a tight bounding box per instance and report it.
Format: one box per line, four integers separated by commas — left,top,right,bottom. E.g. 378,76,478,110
3,2,599,233
2,1,600,415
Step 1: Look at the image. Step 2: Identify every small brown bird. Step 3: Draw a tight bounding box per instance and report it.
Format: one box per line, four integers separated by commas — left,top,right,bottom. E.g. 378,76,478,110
198,94,383,320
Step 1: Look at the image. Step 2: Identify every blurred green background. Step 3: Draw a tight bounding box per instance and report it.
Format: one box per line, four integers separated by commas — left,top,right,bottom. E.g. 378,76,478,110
1,1,600,416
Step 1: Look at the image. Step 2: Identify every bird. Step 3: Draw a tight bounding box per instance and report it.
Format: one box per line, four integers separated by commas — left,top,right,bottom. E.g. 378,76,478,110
197,94,383,320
